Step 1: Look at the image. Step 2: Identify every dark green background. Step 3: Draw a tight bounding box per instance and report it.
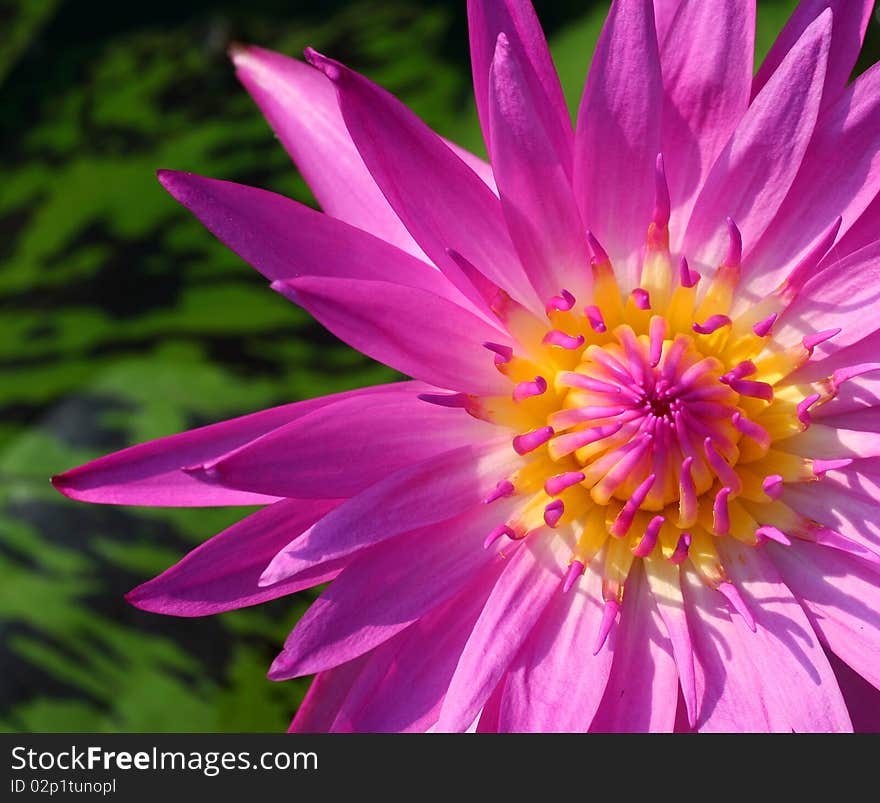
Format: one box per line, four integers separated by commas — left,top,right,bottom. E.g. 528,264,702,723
1,0,876,732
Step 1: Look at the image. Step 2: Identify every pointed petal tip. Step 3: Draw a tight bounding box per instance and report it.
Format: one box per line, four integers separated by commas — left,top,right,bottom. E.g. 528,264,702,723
717,581,757,632
303,47,343,82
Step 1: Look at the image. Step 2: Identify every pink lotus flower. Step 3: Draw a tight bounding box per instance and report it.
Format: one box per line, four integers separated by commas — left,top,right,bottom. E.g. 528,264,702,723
53,0,880,732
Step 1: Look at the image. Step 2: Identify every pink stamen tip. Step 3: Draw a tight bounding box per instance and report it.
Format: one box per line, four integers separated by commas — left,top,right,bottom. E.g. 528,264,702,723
692,314,732,335
752,313,778,338
562,560,586,593
722,361,756,383
417,392,469,408
670,533,691,564
544,471,585,496
631,288,651,310
632,516,664,557
812,458,852,477
713,487,732,535
483,480,515,505
512,426,554,455
483,524,514,550
755,525,791,546
717,581,757,632
796,393,821,426
653,153,671,227
729,377,773,402
593,599,620,655
724,217,743,268
679,256,700,288
512,376,548,402
762,475,784,500
583,304,607,333
649,316,666,368
545,289,576,316
703,438,742,493
732,412,771,448
543,499,565,528
482,341,513,365
803,328,841,353
610,474,656,538
587,231,609,263
543,330,585,350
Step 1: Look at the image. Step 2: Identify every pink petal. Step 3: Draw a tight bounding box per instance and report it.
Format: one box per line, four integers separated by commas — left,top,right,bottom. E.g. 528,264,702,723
126,498,342,617
259,440,514,586
752,0,874,111
435,538,565,732
51,383,414,506
659,0,754,234
468,0,571,168
488,32,589,302
574,0,663,288
203,390,494,500
747,63,880,295
498,562,613,732
777,240,880,355
652,0,683,45
682,10,831,272
590,562,678,732
231,45,424,258
305,50,540,313
268,504,514,680
770,539,880,695
823,190,880,267
682,540,851,732
827,650,880,733
288,653,373,733
279,275,511,396
157,170,475,310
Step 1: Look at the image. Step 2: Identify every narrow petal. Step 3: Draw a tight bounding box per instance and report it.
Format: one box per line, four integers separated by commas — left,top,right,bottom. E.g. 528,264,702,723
752,0,874,110
268,504,514,680
747,63,880,293
288,653,373,733
652,0,682,45
157,170,475,310
682,11,831,271
280,276,512,396
770,539,880,694
827,650,880,733
499,561,613,732
231,45,423,257
305,50,540,312
435,538,565,732
823,190,880,267
682,541,851,732
51,383,413,506
259,440,514,586
574,0,663,288
488,33,589,301
590,562,679,732
126,498,341,616
659,0,754,233
205,390,494,499
468,0,571,167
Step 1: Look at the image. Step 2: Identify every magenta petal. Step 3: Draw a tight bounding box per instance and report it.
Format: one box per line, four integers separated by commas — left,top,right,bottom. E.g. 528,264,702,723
281,275,511,396
259,440,514,586
231,45,423,258
498,562,613,732
589,562,678,732
305,50,540,313
288,653,373,733
682,10,831,271
827,651,880,733
488,33,590,303
468,0,571,168
824,190,880,268
659,0,753,232
574,0,663,288
683,540,851,732
748,64,880,294
126,498,342,616
268,503,513,680
206,389,494,500
770,539,880,696
752,0,874,111
435,538,565,732
157,170,474,310
51,383,412,506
